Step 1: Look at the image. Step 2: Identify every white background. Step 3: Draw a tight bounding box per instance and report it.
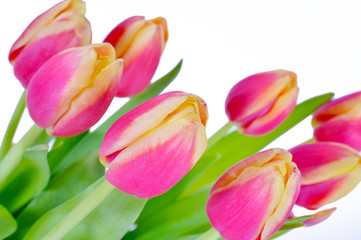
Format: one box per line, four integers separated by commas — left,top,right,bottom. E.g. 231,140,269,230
1,0,361,239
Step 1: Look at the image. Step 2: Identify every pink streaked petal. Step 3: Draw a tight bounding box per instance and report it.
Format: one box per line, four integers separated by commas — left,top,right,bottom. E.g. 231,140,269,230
99,91,188,162
314,118,361,151
261,165,301,239
9,0,85,64
225,70,296,124
50,59,123,137
290,142,360,185
207,166,285,240
14,22,91,88
302,208,336,227
312,91,361,126
210,148,292,194
297,165,361,210
116,24,163,97
104,16,146,58
150,17,169,50
105,117,204,198
27,46,94,128
244,87,298,135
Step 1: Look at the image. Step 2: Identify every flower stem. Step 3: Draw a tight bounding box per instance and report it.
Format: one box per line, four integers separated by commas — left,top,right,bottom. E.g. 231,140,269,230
207,122,234,149
42,177,115,240
197,228,220,240
0,90,27,160
0,124,43,185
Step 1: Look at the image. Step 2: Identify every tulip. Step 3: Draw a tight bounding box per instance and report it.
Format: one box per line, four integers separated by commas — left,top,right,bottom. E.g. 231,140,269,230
104,16,168,98
206,148,301,240
225,70,299,136
289,142,361,210
27,43,123,137
99,91,208,198
312,91,361,151
9,0,92,88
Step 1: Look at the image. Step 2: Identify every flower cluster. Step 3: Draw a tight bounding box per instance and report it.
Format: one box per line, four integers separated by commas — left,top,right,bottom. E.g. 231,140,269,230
1,1,360,240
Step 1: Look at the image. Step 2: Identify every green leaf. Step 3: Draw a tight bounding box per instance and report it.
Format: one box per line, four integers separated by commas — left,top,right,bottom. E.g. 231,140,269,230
47,132,88,174
0,205,17,239
124,189,210,240
9,149,103,240
0,146,49,213
23,178,146,240
129,93,333,239
269,216,311,239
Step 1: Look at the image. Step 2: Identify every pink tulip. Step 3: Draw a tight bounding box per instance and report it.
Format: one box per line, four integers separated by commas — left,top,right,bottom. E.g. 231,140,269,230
9,0,92,88
104,16,168,97
290,142,361,210
225,70,299,136
99,91,208,198
312,91,361,151
206,148,301,240
27,43,123,137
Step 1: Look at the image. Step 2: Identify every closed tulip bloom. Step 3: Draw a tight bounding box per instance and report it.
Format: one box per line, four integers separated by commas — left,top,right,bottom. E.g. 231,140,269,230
99,91,208,198
27,43,123,137
206,148,301,240
312,91,361,151
9,0,91,88
225,70,298,136
290,142,361,210
104,16,168,97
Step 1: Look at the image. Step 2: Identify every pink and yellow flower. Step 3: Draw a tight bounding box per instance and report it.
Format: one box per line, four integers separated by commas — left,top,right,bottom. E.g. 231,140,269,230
104,16,168,97
312,91,361,151
206,148,301,240
9,0,92,88
290,142,361,210
27,43,123,137
225,70,298,136
99,91,208,198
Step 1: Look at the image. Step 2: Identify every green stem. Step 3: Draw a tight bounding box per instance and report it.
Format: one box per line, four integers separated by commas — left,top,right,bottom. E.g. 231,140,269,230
0,90,27,160
42,177,115,240
207,122,234,149
0,124,43,185
197,228,221,240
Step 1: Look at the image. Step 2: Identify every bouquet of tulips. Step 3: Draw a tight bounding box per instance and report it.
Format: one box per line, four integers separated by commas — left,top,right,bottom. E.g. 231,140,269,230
1,0,361,240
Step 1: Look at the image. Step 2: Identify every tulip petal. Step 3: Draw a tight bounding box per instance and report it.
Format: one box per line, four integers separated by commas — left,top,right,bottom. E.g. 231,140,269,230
50,59,123,136
116,23,164,97
261,165,301,239
297,164,361,210
104,16,146,58
211,148,292,192
105,116,207,198
99,91,189,163
27,45,98,128
302,207,336,227
314,118,361,151
225,70,298,136
9,0,85,64
245,87,298,135
207,166,285,240
13,19,91,88
290,142,360,185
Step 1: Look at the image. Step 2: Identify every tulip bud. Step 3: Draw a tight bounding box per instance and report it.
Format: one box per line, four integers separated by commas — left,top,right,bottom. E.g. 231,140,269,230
104,16,168,97
99,91,208,198
27,43,123,137
9,0,92,88
206,148,301,240
225,70,299,136
312,91,361,151
290,142,361,210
